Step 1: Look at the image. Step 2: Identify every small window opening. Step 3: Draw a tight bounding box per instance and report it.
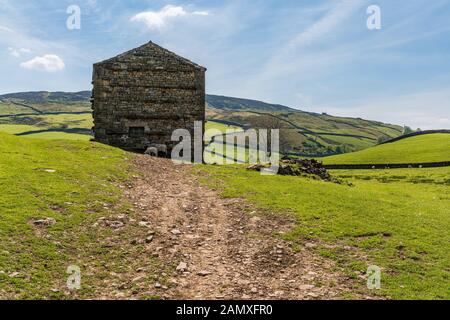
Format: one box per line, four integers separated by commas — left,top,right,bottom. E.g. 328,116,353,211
129,127,145,138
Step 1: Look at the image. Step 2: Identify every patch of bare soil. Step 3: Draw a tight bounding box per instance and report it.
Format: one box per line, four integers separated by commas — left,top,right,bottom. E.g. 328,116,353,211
101,155,375,299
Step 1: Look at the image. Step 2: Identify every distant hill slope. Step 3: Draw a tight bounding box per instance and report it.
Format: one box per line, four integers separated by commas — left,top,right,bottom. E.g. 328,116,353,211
206,95,404,156
0,91,405,156
206,95,295,112
1,91,294,111
322,133,450,165
0,91,93,140
0,91,91,104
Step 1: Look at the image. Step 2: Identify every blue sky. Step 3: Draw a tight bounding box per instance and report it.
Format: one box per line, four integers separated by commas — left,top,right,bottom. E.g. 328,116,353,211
1,0,449,129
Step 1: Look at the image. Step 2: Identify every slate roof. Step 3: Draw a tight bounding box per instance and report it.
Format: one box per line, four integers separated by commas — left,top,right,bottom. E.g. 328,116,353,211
94,41,207,71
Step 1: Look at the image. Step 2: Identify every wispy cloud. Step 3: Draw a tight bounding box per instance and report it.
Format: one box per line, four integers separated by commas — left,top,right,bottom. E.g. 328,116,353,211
8,47,31,57
0,22,54,54
319,88,450,130
86,0,97,8
261,0,366,79
20,54,65,72
0,25,14,33
288,0,364,49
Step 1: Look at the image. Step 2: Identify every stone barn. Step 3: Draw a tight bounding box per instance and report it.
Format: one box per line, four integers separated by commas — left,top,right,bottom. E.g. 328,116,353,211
91,41,206,158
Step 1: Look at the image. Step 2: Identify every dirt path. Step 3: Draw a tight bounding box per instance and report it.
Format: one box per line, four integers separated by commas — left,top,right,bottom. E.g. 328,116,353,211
113,155,371,300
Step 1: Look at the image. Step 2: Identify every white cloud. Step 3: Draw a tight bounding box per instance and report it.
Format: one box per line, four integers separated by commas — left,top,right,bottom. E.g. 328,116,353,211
20,54,65,72
192,11,209,16
131,5,186,30
131,5,208,30
8,47,31,57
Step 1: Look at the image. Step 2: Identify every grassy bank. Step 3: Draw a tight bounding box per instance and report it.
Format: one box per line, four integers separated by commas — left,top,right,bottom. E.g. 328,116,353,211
322,133,450,164
195,165,450,299
0,133,154,299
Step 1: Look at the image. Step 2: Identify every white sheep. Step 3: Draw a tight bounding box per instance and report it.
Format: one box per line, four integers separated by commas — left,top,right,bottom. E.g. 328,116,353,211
144,147,158,157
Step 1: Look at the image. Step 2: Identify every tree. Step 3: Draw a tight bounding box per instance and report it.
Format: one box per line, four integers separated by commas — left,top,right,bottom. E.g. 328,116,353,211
377,135,390,144
402,126,414,135
247,114,295,154
279,129,302,154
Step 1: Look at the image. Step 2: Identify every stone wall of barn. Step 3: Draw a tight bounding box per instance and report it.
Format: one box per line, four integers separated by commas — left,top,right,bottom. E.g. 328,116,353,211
91,44,205,158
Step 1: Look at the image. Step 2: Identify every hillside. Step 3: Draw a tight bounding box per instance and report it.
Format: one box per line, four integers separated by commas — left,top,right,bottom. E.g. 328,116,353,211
0,91,92,140
0,132,136,298
0,91,404,156
0,132,375,299
0,91,91,103
206,96,404,156
322,133,450,165
197,163,450,299
1,126,448,299
206,94,295,112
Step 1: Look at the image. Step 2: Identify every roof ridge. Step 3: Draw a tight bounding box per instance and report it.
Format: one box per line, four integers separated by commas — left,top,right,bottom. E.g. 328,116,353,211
94,41,206,71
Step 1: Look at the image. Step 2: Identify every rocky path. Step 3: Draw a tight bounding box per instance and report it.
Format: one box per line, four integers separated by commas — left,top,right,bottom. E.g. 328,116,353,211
116,155,370,299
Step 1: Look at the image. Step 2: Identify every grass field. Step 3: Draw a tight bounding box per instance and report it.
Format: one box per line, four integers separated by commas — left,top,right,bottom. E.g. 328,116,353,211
204,143,251,164
0,133,162,299
0,99,93,141
0,124,41,134
204,121,284,164
204,120,242,141
196,164,450,299
0,102,32,115
332,167,450,185
1,94,448,299
204,121,248,163
23,131,91,141
0,124,91,141
0,114,92,141
31,113,93,129
322,133,450,164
